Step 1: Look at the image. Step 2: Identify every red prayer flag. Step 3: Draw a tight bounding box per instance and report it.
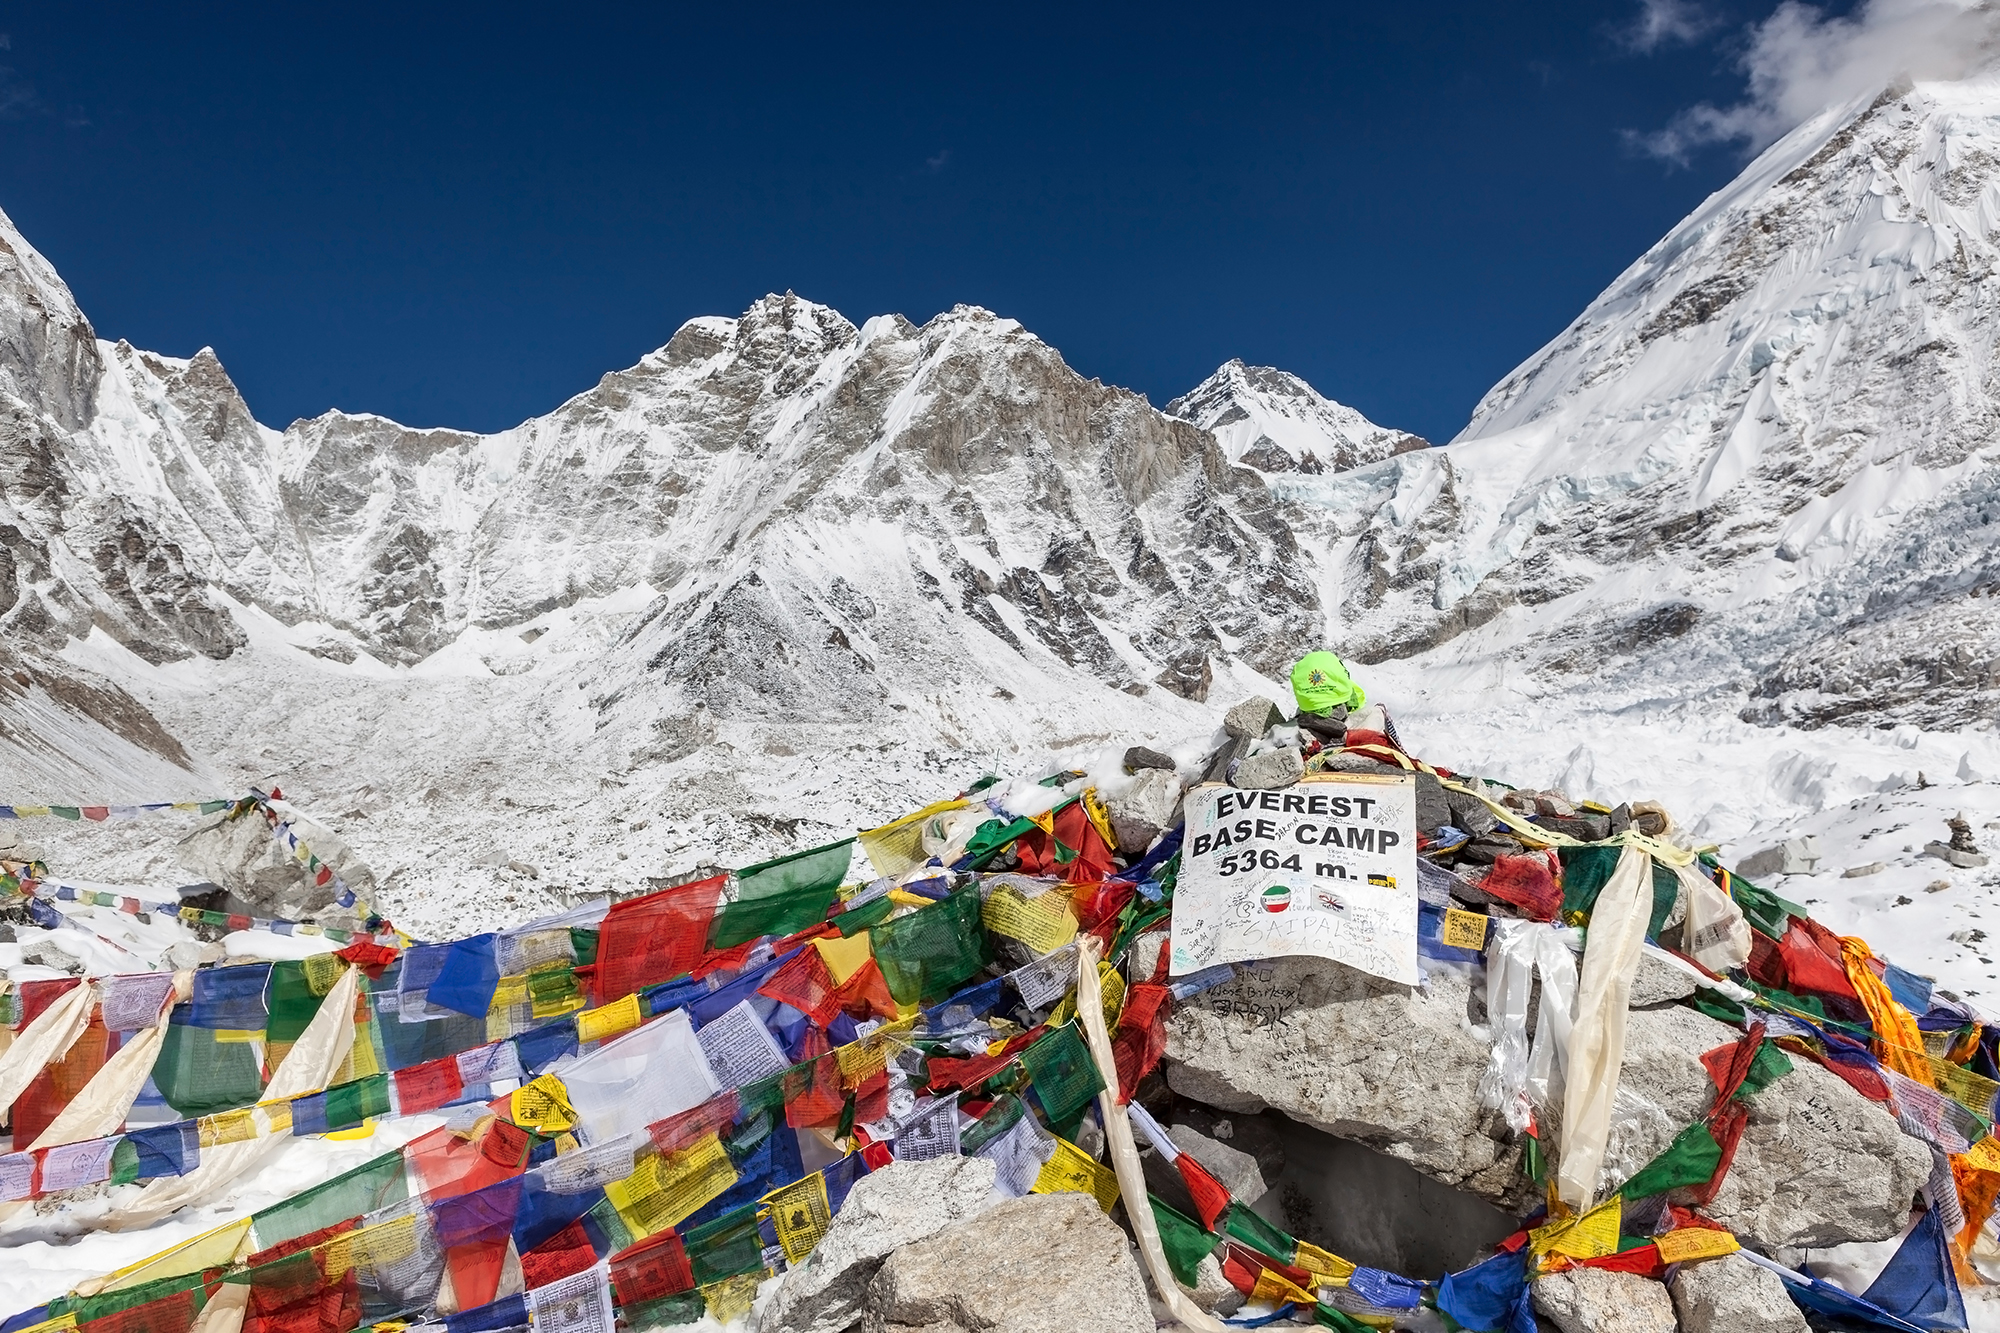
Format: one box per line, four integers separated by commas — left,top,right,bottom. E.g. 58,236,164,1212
1699,1023,1767,1108
1111,983,1171,1103
521,1219,600,1289
592,874,725,1006
394,1057,465,1116
1177,1153,1233,1231
610,1230,694,1304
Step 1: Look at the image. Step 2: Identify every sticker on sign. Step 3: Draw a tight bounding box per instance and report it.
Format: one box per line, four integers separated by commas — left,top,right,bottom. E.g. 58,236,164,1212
1169,773,1419,985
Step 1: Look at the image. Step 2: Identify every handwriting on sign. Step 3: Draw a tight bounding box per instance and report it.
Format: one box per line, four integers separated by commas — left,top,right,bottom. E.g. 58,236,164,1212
1204,970,1303,1026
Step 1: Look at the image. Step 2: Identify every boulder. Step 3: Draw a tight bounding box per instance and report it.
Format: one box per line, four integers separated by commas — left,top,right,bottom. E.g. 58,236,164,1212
1233,746,1304,790
1628,948,1698,1007
1669,1252,1811,1333
860,1192,1152,1333
1122,746,1178,774
1106,768,1183,854
1415,770,1451,834
176,807,375,922
1444,787,1500,837
1188,1251,1244,1315
757,1156,998,1333
1223,696,1284,739
1163,958,1929,1249
1168,1121,1266,1202
1532,1267,1678,1332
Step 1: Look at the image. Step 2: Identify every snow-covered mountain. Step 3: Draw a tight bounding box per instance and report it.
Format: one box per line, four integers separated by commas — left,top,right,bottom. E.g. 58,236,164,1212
14,69,2000,958
1165,360,1427,475
1305,75,2000,733
0,211,1398,929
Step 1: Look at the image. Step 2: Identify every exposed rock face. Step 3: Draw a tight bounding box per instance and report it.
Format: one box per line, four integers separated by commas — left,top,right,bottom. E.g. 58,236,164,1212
0,208,100,431
1533,1266,1679,1333
757,1156,998,1333
1669,1253,1812,1333
860,1193,1152,1333
1167,1121,1266,1202
1105,767,1183,855
1163,957,1928,1249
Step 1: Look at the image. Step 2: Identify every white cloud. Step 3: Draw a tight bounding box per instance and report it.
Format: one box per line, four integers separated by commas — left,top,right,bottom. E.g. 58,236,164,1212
1634,0,2000,163
1622,0,1724,52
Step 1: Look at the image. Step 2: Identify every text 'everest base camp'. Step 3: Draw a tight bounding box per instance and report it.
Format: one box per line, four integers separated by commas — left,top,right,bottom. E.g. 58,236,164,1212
21,64,2000,1333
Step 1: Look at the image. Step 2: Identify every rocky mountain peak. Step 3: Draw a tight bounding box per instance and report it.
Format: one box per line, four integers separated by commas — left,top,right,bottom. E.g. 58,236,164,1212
1166,358,1426,475
0,206,102,432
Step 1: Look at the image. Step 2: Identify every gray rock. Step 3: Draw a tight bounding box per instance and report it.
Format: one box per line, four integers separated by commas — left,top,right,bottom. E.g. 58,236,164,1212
1320,751,1402,775
1163,958,1929,1250
1223,696,1284,739
1735,845,1786,879
759,1156,998,1333
1629,948,1698,1007
1444,786,1500,837
1533,1267,1677,1332
1201,734,1251,786
21,939,83,973
1168,1121,1266,1202
1842,862,1887,878
1669,1252,1811,1333
1233,746,1304,790
1542,813,1613,841
1925,841,1989,868
1415,770,1451,835
1188,1251,1244,1316
861,1192,1151,1333
1106,768,1184,854
176,808,376,923
1123,746,1178,773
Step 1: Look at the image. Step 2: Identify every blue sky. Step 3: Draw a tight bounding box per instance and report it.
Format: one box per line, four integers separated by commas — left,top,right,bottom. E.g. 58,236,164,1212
0,2,1835,442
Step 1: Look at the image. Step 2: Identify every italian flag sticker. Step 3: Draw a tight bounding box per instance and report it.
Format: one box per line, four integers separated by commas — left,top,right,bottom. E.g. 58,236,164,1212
1261,884,1291,914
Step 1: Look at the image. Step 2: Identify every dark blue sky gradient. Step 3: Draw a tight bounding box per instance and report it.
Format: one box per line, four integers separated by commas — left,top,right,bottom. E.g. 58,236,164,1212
0,2,1788,442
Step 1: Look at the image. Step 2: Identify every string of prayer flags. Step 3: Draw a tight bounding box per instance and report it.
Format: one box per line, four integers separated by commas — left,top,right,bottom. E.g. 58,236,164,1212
763,1172,833,1264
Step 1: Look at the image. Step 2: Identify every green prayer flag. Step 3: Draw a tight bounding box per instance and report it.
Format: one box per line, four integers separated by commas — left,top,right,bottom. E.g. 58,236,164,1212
709,882,839,950
1722,871,1806,940
1151,1195,1219,1287
1221,1200,1297,1265
1691,988,1747,1026
323,1073,391,1131
1618,1120,1721,1200
250,1150,407,1249
1738,1040,1794,1097
266,960,327,1045
960,1093,1027,1157
872,884,989,1005
736,838,854,901
1557,845,1621,921
622,1293,706,1331
685,1202,767,1286
569,927,600,966
153,1020,265,1118
1019,1022,1104,1128
835,895,896,937
1314,1304,1374,1333
965,817,1037,871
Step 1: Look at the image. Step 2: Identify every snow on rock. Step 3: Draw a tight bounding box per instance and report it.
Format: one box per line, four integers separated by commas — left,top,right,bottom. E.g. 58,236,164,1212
1166,358,1426,475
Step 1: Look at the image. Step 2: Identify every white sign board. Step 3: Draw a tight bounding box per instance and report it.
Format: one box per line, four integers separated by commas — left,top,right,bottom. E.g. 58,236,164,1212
1169,773,1419,985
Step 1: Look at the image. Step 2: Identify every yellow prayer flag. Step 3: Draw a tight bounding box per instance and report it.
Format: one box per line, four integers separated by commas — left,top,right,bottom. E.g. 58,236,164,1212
1652,1227,1741,1264
1249,1266,1320,1307
511,1073,578,1134
1293,1240,1356,1286
1929,1055,2000,1119
701,1273,761,1325
605,1134,738,1238
981,884,1078,955
814,931,874,985
85,1218,254,1295
199,1109,258,1147
576,992,643,1045
1031,1137,1120,1212
858,799,971,879
1963,1135,2000,1174
1531,1195,1622,1260
1441,908,1490,951
764,1171,833,1264
213,1028,260,1044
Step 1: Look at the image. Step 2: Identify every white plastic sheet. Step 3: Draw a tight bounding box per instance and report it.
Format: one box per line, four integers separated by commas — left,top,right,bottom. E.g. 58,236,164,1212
1674,861,1752,973
1478,920,1577,1133
1555,843,1652,1211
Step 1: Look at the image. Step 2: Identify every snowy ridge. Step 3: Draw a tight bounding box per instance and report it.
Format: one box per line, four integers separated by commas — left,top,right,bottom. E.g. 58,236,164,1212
1166,358,1426,475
